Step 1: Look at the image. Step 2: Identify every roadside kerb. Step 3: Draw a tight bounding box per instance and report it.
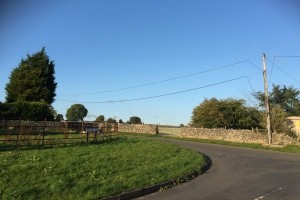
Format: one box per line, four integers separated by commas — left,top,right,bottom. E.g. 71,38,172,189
101,154,211,200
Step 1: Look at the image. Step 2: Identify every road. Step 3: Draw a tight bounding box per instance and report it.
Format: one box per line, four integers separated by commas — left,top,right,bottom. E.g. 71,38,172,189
137,139,300,200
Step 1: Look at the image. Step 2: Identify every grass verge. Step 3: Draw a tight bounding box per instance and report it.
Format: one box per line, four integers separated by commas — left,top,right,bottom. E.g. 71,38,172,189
168,136,300,154
0,136,205,200
119,132,300,154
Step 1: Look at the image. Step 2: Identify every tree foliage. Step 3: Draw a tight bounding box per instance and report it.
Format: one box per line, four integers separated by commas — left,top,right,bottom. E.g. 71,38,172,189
0,102,4,119
106,118,116,123
0,101,54,120
130,116,142,124
254,84,300,116
95,115,105,122
191,98,261,129
260,105,296,137
66,104,88,121
5,47,57,104
55,114,64,121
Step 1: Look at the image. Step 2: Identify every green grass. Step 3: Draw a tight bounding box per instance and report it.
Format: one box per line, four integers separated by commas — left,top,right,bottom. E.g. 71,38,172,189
159,127,181,136
121,132,300,154
0,136,204,200
113,132,300,155
169,136,300,154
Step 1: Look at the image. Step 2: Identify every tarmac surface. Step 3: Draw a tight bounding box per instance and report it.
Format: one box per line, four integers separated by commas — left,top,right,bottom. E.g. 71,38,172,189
137,139,300,200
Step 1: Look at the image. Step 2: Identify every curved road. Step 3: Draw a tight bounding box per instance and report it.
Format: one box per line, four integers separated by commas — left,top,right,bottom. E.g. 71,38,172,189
138,139,300,200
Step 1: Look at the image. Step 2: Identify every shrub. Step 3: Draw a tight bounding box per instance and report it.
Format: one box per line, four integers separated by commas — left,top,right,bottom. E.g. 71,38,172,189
1,101,54,120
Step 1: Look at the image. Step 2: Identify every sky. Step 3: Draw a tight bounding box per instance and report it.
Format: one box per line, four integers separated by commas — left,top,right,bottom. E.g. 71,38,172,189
0,0,300,125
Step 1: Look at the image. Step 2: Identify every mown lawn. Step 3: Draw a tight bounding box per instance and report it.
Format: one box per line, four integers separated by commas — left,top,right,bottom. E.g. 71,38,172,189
0,136,204,200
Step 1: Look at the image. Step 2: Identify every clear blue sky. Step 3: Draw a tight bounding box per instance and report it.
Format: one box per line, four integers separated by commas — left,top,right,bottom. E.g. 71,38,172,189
1,0,300,125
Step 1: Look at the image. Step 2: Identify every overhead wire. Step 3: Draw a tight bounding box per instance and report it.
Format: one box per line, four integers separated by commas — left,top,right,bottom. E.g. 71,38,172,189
266,57,300,84
268,56,275,86
55,75,254,104
245,76,255,93
58,60,261,97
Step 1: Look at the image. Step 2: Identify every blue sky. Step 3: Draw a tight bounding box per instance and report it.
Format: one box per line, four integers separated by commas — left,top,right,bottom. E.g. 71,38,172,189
1,0,300,125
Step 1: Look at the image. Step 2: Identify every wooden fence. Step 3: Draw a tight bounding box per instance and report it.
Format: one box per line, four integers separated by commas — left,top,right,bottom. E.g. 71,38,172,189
0,120,118,148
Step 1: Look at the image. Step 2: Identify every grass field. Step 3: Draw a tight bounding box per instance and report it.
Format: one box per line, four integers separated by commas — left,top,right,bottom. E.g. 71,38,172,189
0,136,204,200
159,127,181,137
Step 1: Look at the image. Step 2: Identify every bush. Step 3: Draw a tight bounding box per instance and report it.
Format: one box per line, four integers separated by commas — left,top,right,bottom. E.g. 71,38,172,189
0,101,54,120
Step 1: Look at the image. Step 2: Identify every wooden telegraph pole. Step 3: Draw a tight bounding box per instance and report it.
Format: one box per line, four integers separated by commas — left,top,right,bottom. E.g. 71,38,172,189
262,53,272,144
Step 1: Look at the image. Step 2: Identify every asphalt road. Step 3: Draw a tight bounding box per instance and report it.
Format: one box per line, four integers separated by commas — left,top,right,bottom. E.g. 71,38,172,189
137,139,300,200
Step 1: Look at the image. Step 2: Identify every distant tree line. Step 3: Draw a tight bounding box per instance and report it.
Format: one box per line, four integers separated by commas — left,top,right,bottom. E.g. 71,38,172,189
94,115,142,124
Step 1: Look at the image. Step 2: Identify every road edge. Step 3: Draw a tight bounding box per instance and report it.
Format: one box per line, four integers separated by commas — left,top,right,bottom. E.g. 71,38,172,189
101,154,212,200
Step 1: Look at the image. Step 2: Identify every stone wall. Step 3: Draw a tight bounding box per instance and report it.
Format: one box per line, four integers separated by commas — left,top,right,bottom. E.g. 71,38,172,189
2,120,64,130
118,124,158,134
2,121,158,134
181,127,299,145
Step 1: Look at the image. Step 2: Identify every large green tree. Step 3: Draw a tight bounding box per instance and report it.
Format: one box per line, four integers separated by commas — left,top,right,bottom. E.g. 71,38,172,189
5,47,57,104
254,84,300,116
66,104,88,121
191,98,261,129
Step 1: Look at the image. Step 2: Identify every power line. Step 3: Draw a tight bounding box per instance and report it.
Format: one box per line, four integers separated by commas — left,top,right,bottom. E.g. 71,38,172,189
272,56,300,58
245,76,255,93
58,60,260,97
266,57,300,84
268,56,300,85
246,60,262,71
268,56,275,86
55,75,252,104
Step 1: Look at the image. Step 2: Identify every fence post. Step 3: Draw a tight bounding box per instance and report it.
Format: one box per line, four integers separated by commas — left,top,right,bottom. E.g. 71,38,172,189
86,131,89,143
42,118,46,146
18,117,21,135
63,121,68,136
16,117,20,146
81,121,84,133
43,118,46,135
42,134,45,146
16,134,19,146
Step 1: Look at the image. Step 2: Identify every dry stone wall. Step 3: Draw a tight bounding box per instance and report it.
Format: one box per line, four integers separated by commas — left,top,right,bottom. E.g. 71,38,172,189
2,121,158,134
118,124,158,134
2,120,64,130
181,127,299,145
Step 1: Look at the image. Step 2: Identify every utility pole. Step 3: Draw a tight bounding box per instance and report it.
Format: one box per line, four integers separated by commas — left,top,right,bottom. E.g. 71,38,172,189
262,53,272,144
